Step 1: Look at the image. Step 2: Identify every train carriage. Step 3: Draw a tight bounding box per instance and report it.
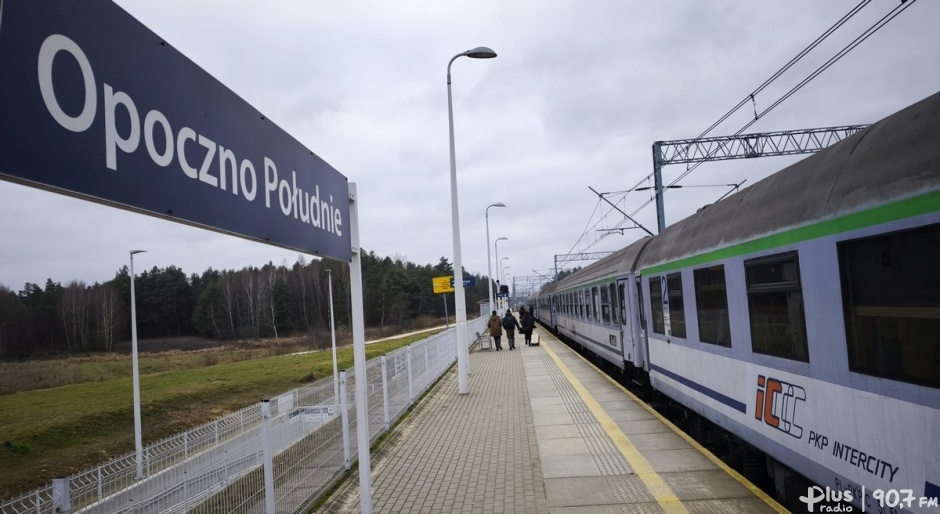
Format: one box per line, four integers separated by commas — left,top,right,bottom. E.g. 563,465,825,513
549,239,651,371
537,91,940,511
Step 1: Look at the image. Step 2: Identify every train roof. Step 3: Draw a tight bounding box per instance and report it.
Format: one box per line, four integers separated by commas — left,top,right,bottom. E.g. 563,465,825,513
536,280,557,298
554,237,652,292
638,90,940,271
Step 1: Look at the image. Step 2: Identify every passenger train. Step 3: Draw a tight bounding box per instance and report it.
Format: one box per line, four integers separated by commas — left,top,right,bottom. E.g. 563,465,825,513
534,92,939,512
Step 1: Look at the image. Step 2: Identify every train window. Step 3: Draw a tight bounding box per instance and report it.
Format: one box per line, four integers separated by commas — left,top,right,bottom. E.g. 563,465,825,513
592,287,601,322
600,285,611,324
618,282,627,325
582,288,590,320
649,277,665,334
667,273,686,338
694,265,732,347
838,223,940,389
610,283,619,325
745,252,809,362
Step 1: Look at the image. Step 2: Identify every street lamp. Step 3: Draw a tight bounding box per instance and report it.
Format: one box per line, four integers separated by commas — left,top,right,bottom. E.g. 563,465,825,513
485,203,506,315
494,237,507,311
129,249,146,480
447,45,497,395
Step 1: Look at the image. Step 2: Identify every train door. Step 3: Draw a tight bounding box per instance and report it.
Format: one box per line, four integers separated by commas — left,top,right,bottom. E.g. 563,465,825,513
635,275,650,372
618,275,643,368
617,278,631,363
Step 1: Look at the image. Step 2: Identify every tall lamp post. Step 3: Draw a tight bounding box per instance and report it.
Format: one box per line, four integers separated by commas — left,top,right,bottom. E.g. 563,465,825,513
447,45,497,395
129,249,146,480
494,237,507,312
485,203,506,314
502,265,511,308
500,257,510,310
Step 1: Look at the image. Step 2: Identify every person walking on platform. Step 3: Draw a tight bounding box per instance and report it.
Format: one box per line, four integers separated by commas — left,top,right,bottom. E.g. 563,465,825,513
488,310,504,351
502,309,521,350
520,308,535,346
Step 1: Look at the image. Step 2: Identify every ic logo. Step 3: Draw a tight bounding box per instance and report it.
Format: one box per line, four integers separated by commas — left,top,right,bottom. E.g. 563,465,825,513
754,375,806,439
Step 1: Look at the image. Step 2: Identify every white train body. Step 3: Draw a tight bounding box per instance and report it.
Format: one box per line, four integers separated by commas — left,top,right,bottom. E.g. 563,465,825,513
535,92,940,512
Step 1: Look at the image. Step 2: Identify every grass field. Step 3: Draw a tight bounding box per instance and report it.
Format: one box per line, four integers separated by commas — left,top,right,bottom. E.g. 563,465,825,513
0,328,444,500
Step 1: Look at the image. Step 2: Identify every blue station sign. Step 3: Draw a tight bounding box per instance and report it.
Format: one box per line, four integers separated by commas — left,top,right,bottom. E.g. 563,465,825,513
0,0,352,262
450,276,477,288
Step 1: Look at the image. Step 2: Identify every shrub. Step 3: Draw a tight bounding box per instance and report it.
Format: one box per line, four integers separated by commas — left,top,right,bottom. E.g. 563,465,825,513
3,441,30,455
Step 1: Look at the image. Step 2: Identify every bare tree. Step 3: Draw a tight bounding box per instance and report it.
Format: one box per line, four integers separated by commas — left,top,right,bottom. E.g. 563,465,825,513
94,284,121,351
241,267,265,338
290,255,315,332
60,281,90,352
263,263,284,340
219,271,239,338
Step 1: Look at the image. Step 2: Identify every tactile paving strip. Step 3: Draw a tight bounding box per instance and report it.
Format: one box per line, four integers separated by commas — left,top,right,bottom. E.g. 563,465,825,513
536,350,633,477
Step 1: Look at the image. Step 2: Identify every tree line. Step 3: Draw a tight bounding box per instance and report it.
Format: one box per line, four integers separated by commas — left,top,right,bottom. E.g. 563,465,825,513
0,250,494,359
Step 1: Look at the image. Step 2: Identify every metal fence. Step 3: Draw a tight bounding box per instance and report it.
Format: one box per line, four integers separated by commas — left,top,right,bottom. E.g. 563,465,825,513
1,316,487,514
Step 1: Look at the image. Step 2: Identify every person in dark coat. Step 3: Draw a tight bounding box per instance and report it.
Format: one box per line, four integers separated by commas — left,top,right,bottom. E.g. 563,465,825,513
502,309,521,350
487,310,504,351
520,308,535,346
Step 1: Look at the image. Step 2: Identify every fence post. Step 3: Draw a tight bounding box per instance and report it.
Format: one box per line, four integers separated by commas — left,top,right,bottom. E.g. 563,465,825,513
340,371,351,470
381,356,390,432
424,344,429,391
407,346,414,406
52,478,71,514
261,399,275,514
97,466,103,504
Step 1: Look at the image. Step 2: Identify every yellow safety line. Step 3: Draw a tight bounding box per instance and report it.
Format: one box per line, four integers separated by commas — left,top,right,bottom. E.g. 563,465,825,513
542,336,788,513
541,339,690,513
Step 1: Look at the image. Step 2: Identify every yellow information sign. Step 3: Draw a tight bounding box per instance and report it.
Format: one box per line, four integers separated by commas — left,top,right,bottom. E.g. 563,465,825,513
432,276,455,294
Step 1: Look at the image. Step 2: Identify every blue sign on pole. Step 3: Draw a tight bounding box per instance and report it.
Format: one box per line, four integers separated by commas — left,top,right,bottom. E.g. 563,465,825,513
0,0,352,262
449,276,477,288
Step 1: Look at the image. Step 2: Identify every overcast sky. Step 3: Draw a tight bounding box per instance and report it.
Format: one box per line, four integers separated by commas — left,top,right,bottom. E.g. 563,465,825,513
2,0,938,298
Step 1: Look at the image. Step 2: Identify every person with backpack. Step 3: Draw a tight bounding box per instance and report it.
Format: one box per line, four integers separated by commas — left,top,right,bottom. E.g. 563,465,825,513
502,309,521,350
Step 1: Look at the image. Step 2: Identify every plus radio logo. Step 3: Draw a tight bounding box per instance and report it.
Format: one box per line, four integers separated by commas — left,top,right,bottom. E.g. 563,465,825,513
754,375,806,439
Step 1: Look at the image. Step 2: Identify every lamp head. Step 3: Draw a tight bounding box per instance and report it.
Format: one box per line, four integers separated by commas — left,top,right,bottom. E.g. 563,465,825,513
466,46,497,59
130,250,146,256
492,202,506,208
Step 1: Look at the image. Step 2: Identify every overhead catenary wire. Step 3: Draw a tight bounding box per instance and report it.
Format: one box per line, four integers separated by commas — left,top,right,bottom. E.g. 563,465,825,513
596,0,874,221
572,0,917,254
615,0,918,221
630,0,918,218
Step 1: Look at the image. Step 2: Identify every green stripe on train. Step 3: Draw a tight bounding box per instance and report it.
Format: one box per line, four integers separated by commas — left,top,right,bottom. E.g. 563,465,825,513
641,189,940,276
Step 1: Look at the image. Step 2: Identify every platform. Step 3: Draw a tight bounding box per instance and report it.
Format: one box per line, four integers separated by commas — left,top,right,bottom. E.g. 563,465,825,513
319,328,787,513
